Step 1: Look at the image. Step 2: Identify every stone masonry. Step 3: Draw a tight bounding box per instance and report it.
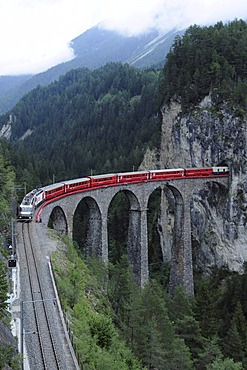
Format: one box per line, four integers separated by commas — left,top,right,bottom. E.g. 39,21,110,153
38,176,229,294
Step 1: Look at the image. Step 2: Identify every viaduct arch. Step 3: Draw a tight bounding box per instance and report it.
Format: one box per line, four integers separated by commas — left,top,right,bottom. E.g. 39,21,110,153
39,177,229,294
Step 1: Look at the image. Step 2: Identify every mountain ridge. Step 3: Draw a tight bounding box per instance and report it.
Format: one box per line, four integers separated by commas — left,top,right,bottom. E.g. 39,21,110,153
0,26,183,114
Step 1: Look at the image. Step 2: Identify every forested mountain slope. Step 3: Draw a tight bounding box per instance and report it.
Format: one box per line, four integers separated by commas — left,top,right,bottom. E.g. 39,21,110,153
159,19,247,110
0,63,160,188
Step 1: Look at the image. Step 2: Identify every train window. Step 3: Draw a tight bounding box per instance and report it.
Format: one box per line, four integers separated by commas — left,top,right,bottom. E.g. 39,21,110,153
95,177,113,182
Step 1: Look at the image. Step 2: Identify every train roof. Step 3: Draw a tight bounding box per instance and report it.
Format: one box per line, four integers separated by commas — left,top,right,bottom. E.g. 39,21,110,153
88,174,116,179
149,168,184,172
185,167,211,170
41,182,65,191
64,177,90,185
212,166,229,170
117,171,149,176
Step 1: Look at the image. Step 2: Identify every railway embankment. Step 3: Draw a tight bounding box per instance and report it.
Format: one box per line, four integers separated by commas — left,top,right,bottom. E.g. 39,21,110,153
9,220,79,370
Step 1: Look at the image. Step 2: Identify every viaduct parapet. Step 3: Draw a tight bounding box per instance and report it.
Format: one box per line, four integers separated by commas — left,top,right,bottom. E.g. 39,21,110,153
39,177,229,294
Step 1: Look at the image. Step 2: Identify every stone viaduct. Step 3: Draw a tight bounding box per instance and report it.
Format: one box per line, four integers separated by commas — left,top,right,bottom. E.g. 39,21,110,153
38,176,229,295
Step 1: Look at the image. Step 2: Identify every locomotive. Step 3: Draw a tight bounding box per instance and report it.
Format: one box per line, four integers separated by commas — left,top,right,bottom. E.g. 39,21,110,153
17,166,229,221
17,189,38,221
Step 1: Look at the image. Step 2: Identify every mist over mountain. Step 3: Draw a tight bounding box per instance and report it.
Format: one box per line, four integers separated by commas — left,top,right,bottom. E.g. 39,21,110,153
70,26,183,69
0,26,183,115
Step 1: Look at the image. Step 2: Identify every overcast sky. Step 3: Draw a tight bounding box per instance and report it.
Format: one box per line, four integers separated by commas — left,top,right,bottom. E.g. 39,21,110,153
0,0,247,76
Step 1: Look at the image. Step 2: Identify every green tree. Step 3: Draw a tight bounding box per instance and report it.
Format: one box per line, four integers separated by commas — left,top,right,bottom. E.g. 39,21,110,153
0,260,8,318
107,255,140,326
0,345,21,370
195,275,219,338
0,144,15,222
206,357,244,370
89,314,115,349
196,336,223,370
133,281,193,369
168,287,205,365
223,302,247,363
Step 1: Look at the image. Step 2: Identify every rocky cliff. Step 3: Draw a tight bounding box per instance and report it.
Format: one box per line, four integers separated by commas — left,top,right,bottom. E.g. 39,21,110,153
159,96,247,273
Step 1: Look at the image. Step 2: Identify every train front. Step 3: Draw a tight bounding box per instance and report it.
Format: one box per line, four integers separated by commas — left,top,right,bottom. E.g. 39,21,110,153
17,190,37,221
17,204,34,221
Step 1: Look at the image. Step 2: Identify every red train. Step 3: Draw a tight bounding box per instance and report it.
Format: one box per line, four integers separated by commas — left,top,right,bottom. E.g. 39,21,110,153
17,166,229,222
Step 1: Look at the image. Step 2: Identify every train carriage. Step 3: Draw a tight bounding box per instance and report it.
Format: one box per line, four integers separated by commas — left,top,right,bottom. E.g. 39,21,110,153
117,171,149,184
149,168,184,180
64,177,91,193
42,182,65,200
184,167,213,177
88,174,117,187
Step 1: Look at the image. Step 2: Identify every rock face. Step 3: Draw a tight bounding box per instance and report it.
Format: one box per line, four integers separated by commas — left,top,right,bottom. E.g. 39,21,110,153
159,96,247,273
0,114,14,139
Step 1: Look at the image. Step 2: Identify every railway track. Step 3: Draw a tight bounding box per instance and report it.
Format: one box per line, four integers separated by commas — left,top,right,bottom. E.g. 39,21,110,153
17,221,78,370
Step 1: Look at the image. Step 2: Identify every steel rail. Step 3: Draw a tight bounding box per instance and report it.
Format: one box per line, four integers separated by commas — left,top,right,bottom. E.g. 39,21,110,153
21,222,63,369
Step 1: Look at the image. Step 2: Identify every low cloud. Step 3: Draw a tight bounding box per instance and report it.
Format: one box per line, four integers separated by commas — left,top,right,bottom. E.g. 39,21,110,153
101,0,247,35
0,0,247,75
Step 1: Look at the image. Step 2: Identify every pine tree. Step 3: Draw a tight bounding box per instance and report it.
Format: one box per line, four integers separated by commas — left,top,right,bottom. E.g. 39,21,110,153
196,336,223,370
223,302,247,363
195,276,219,338
232,302,247,346
168,287,205,365
207,357,244,370
223,321,244,362
132,281,193,369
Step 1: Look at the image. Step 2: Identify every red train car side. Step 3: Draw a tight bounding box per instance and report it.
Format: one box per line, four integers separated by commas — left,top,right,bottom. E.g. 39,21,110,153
43,183,65,200
88,174,117,187
149,168,184,180
64,178,91,193
184,167,213,177
117,171,149,184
